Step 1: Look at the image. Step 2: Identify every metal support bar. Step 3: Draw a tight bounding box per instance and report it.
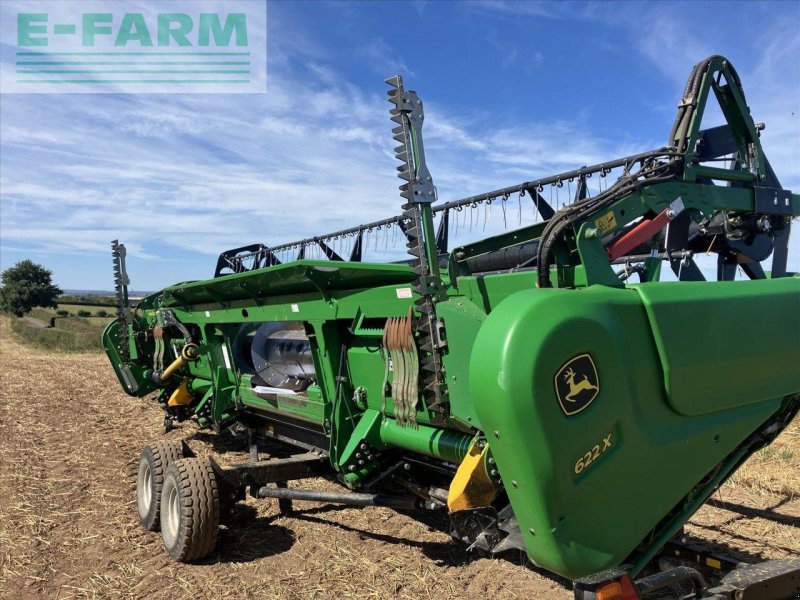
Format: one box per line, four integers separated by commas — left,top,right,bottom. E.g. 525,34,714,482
635,566,707,596
213,452,332,489
317,239,344,261
693,165,756,183
706,558,800,599
435,209,449,255
610,250,693,264
380,418,471,464
662,539,742,573
349,231,363,262
255,486,421,509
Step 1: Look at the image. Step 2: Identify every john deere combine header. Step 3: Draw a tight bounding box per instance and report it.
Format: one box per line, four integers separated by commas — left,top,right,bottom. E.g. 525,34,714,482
105,56,800,598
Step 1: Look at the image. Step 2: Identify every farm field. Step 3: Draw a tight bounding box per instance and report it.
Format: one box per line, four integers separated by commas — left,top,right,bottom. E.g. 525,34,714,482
53,305,115,325
0,316,797,600
8,309,109,353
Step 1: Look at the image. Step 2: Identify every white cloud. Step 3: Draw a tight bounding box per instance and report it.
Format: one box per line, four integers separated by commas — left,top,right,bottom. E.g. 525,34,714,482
1,1,797,288
357,38,414,78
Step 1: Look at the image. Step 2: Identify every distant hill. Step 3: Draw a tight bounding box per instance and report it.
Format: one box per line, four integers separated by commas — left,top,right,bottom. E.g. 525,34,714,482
62,289,153,298
58,291,152,306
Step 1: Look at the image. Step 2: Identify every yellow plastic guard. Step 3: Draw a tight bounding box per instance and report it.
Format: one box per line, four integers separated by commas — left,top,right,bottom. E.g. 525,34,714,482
447,440,497,512
167,380,192,407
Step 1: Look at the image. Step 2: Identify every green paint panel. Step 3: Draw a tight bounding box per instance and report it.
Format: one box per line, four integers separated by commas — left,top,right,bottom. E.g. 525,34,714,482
239,383,325,425
437,298,487,429
162,260,415,307
380,418,472,464
470,283,789,579
634,277,800,416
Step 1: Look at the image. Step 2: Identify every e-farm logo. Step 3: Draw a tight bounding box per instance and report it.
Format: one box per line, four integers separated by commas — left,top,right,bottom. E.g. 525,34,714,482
0,1,266,93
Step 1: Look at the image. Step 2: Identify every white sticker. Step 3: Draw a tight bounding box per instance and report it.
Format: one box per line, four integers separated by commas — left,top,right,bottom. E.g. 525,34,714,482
669,196,685,216
396,287,413,299
291,304,300,313
205,311,211,317
221,344,232,370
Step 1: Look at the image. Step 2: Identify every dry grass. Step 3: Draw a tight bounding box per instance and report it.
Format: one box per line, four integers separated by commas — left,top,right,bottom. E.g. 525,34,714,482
683,412,800,564
0,318,567,600
0,315,797,600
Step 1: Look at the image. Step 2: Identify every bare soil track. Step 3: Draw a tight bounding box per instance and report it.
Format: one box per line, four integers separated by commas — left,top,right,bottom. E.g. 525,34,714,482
0,317,797,599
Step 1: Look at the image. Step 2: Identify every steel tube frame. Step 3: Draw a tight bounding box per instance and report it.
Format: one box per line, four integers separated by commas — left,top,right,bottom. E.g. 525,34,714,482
255,486,420,509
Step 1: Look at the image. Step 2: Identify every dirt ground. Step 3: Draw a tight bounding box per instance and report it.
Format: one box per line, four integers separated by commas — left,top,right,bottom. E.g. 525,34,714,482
0,317,797,600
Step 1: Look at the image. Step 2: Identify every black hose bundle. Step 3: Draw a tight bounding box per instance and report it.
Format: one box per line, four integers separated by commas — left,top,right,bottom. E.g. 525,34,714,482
535,56,743,288
669,55,744,153
534,150,679,287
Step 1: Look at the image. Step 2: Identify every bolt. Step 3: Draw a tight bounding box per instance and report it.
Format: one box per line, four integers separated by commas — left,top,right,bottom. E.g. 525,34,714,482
493,431,500,439
529,528,536,536
403,463,411,470
512,480,518,488
488,457,495,465
358,460,365,466
356,452,362,459
348,465,356,472
360,443,368,450
490,469,498,477
452,375,457,381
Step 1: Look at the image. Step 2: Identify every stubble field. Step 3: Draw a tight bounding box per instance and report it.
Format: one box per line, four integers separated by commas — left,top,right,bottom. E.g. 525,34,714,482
0,317,797,599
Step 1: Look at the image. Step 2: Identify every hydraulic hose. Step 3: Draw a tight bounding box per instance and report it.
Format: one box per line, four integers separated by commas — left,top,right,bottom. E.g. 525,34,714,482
535,151,679,288
536,56,747,289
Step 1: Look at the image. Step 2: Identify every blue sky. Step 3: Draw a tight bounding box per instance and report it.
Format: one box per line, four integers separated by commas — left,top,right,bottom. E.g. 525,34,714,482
1,0,798,291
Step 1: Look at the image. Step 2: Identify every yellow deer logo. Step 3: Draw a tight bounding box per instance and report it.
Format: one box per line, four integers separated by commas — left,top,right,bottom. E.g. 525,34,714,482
554,354,600,416
562,367,598,403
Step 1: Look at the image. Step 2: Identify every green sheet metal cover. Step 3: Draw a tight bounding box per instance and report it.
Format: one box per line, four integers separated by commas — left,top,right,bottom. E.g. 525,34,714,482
469,284,785,579
161,260,415,306
633,277,800,417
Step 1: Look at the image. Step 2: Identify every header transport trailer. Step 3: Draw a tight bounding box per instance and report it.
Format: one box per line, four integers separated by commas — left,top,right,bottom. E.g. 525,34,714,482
104,56,800,599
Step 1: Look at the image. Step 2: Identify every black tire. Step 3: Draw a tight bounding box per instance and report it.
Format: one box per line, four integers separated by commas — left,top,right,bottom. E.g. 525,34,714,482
160,458,220,562
136,441,184,531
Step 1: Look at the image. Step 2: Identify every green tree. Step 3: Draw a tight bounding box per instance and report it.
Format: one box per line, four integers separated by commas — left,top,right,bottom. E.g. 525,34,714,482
0,260,62,317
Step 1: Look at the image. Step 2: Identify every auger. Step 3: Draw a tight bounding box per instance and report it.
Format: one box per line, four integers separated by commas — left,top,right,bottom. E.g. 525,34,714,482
104,56,800,598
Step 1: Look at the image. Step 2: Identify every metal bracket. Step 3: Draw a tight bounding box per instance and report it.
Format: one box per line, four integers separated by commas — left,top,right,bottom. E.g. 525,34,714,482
754,186,793,215
211,451,331,490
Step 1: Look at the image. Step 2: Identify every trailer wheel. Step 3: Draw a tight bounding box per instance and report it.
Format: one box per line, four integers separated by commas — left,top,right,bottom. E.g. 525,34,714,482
160,458,220,562
136,441,184,531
